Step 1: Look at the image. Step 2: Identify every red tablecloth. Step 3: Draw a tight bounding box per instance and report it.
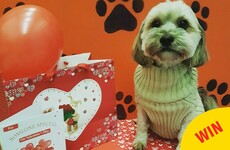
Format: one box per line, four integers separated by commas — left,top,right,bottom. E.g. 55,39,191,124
93,120,178,150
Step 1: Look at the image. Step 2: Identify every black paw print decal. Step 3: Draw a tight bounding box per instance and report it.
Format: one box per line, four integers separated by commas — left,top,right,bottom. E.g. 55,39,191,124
96,0,144,34
206,79,230,106
116,91,136,120
191,1,210,31
2,2,25,14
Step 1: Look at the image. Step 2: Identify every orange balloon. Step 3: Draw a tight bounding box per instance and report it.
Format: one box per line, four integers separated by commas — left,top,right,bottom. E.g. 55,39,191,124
0,5,63,80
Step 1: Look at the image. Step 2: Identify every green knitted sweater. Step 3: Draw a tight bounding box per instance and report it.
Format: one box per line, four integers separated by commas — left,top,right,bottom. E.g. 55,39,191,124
134,64,198,103
134,64,204,139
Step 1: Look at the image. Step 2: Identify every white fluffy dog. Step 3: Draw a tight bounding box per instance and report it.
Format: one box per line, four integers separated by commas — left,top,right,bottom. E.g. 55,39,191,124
132,0,213,149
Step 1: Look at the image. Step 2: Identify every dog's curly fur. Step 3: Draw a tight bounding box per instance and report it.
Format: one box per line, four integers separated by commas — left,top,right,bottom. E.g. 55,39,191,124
132,0,217,150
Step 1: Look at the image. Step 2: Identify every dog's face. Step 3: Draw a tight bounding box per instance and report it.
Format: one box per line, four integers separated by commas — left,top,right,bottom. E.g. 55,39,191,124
133,0,208,68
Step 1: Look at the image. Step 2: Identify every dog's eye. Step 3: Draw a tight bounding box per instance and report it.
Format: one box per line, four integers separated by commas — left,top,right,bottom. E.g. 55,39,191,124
178,20,189,30
151,20,161,28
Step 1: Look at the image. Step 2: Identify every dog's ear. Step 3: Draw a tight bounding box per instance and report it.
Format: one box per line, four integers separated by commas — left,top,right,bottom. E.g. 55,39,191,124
184,25,209,68
132,22,152,67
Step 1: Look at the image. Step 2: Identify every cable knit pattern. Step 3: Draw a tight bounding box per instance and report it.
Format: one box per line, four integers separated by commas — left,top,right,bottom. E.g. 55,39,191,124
134,64,198,103
134,64,204,139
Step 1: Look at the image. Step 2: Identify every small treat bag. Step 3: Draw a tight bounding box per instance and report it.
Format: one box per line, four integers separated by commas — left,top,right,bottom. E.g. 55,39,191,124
0,53,117,149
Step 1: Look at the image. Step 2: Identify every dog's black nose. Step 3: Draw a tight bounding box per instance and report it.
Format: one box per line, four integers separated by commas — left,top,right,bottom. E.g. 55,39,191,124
160,36,174,47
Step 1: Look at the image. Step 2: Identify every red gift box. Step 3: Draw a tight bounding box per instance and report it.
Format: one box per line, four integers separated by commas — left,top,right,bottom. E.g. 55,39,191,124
0,53,117,150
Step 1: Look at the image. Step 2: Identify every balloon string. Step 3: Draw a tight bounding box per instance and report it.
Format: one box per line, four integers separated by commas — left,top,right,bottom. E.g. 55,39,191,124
0,72,9,121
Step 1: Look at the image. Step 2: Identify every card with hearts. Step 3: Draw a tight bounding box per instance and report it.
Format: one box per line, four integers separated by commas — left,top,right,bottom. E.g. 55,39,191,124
0,105,66,150
0,53,117,150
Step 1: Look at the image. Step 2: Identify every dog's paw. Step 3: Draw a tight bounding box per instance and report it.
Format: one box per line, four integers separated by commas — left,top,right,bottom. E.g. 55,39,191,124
96,0,144,33
133,133,148,150
133,139,147,150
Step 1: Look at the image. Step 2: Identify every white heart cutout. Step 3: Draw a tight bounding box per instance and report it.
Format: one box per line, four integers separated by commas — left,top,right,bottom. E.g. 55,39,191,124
33,79,102,141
